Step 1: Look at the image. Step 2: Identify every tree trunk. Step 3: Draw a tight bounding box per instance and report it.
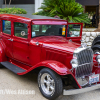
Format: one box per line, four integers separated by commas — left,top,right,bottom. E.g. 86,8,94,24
9,0,12,8
98,0,100,29
5,0,7,8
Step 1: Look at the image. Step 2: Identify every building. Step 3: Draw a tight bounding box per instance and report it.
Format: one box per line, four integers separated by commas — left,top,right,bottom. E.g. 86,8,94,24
76,0,100,28
0,0,100,28
0,0,43,14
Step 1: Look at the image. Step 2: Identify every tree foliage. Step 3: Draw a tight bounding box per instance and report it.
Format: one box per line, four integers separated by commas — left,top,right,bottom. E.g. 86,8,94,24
33,0,90,24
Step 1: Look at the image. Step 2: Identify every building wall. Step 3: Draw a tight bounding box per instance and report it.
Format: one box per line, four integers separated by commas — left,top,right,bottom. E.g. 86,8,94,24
76,0,99,6
2,4,35,14
0,0,3,8
3,0,35,4
35,0,43,13
1,0,43,14
82,32,100,47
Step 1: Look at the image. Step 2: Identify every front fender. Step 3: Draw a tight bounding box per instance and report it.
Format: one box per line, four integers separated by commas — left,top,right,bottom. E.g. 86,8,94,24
18,60,81,88
18,60,72,75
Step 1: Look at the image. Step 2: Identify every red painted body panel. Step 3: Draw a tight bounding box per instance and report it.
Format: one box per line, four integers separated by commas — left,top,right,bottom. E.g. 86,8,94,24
0,14,99,89
2,34,13,58
12,37,30,64
0,39,7,62
29,36,81,69
0,14,32,23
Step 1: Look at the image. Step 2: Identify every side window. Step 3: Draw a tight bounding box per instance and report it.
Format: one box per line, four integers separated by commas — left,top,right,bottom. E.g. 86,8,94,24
2,20,11,35
68,24,81,37
14,22,28,39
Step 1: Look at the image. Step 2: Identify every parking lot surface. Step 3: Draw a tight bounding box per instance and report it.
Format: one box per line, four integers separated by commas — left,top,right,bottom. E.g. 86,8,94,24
0,68,100,100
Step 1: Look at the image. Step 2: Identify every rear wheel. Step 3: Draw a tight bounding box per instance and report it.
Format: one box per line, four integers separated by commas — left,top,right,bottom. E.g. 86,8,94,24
38,68,63,100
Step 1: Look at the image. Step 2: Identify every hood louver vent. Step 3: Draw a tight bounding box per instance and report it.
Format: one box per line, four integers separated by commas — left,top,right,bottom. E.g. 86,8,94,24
46,50,67,64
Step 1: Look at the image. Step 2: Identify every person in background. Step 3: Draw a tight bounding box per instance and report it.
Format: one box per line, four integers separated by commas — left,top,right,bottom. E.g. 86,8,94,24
92,13,96,27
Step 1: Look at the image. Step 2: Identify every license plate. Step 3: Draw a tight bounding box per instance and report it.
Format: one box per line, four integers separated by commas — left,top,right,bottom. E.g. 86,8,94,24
89,74,99,84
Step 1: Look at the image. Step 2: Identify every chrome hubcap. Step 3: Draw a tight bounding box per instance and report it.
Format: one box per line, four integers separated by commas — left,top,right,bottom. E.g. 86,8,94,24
40,73,55,95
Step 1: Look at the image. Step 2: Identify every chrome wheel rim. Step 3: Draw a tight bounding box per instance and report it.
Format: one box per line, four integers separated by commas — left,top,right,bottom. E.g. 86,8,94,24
40,73,55,95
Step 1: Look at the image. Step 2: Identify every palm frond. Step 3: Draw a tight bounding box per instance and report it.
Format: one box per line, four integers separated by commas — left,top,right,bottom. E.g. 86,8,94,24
33,0,90,24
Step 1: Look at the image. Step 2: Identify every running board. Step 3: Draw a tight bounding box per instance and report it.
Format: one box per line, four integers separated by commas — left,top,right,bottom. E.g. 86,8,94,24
1,61,26,74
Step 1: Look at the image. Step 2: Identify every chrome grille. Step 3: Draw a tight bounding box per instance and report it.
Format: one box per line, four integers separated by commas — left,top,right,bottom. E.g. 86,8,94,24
76,49,93,78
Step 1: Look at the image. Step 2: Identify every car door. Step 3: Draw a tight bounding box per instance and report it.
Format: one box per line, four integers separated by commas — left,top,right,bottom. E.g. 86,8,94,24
12,22,30,64
2,20,13,58
66,23,83,44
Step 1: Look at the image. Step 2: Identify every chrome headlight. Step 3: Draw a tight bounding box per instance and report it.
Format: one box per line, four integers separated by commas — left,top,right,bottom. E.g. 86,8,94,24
96,55,100,63
73,53,77,58
71,59,78,68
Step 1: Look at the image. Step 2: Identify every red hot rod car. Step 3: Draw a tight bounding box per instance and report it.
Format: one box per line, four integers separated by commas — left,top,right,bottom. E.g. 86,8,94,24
0,14,100,100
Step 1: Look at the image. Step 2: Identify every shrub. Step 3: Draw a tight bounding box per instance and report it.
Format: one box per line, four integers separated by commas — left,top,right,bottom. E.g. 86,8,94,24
33,0,90,24
0,7,27,14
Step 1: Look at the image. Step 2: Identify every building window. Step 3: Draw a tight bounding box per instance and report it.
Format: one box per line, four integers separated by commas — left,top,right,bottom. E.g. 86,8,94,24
3,0,35,4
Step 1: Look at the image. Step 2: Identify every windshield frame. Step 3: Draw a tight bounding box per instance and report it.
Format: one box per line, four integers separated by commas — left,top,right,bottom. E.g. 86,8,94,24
32,20,68,38
66,23,83,39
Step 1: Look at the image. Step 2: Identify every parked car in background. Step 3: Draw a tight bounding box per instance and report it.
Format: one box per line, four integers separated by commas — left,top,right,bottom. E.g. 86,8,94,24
0,14,100,100
92,36,100,54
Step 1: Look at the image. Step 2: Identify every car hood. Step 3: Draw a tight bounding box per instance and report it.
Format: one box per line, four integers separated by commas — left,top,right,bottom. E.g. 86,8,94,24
31,36,81,53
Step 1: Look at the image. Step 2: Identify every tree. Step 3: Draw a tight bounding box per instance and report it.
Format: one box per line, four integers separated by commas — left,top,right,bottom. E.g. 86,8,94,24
5,0,7,8
33,0,90,24
4,0,12,8
9,0,12,8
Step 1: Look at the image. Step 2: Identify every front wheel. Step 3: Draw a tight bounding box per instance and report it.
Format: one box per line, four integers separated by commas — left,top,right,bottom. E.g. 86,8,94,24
38,68,63,100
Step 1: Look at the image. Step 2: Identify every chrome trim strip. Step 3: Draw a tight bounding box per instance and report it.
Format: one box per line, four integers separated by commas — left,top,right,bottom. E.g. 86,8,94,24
74,47,92,54
78,62,93,67
63,84,100,95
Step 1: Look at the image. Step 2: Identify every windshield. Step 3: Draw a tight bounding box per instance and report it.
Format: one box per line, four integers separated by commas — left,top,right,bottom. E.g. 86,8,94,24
32,25,66,38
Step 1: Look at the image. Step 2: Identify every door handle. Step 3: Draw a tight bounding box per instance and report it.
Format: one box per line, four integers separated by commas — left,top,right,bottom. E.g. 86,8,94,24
35,42,39,46
8,38,11,41
8,38,13,41
11,39,13,41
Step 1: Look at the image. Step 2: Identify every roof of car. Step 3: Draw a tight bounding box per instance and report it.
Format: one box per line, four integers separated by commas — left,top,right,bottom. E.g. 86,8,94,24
0,14,66,22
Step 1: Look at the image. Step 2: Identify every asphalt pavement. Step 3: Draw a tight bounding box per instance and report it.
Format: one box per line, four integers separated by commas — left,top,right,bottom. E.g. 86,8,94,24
0,67,100,100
